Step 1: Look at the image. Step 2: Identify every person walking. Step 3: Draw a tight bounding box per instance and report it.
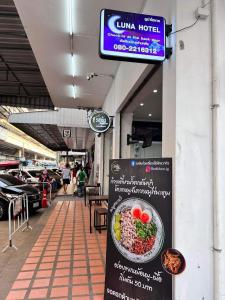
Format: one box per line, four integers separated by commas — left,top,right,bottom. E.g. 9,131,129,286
76,166,87,197
62,163,71,194
39,169,50,192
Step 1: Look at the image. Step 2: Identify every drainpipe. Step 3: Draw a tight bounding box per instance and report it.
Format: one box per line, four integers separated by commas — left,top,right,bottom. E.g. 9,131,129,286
211,0,222,299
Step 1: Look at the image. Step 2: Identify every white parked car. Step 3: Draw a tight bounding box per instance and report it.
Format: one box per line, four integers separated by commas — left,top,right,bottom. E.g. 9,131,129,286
8,167,44,184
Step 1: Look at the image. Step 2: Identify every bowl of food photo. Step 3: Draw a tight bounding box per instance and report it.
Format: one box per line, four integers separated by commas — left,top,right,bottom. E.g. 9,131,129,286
161,248,186,275
111,198,164,263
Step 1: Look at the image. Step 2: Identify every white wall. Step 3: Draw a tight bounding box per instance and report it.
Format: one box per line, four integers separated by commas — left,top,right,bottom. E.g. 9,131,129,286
131,142,162,159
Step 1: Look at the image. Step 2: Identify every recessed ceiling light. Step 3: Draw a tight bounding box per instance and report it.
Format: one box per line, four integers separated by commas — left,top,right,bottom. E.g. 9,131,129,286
153,89,158,93
149,113,152,117
140,103,144,106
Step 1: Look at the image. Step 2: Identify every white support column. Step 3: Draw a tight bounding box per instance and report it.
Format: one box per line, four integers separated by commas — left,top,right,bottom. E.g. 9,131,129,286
16,149,22,158
112,113,121,159
121,113,133,159
211,0,225,298
162,1,214,299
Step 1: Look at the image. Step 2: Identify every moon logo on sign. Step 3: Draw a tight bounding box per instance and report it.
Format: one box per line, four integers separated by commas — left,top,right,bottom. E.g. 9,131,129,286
108,15,125,34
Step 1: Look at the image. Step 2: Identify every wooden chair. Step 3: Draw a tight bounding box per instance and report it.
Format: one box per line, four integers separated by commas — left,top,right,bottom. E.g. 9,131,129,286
94,207,108,233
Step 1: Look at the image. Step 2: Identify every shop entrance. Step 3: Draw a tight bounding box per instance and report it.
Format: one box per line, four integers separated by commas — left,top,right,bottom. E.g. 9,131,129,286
120,65,162,159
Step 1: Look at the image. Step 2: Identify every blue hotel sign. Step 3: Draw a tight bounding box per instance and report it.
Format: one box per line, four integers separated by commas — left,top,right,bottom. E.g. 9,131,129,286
99,9,166,64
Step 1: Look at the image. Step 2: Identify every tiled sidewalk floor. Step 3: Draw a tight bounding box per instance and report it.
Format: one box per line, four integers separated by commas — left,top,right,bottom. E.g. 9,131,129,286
6,199,106,300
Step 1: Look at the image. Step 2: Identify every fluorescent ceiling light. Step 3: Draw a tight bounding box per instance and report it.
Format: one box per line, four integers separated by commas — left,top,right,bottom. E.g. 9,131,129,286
71,54,75,78
69,0,74,36
72,85,76,99
69,0,75,99
153,89,158,93
140,103,144,106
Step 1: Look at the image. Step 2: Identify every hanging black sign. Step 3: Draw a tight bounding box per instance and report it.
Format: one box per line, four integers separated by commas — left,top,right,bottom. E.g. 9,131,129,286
89,111,111,133
63,129,71,138
105,158,172,300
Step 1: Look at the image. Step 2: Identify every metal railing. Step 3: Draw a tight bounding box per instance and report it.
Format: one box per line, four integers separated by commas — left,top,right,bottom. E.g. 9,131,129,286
2,194,32,252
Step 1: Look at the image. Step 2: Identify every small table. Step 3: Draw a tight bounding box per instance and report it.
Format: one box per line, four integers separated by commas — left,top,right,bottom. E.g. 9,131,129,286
84,184,101,206
89,195,108,233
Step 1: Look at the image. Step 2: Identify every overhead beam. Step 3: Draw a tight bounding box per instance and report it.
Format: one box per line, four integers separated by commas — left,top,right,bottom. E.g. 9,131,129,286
0,80,46,87
0,95,54,109
0,45,31,51
0,68,40,72
0,55,30,96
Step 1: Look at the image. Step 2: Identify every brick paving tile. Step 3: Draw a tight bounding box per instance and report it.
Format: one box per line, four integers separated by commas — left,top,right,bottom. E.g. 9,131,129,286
73,267,88,275
88,248,100,254
57,255,71,261
60,245,72,250
72,297,90,300
25,257,40,264
32,247,44,252
59,250,71,256
39,262,54,270
36,270,52,278
32,278,50,288
44,250,57,256
6,290,27,300
72,285,90,296
91,274,105,283
73,260,87,267
72,275,89,285
46,246,58,251
73,254,86,260
21,264,37,271
74,244,86,250
56,261,71,269
17,271,34,280
28,252,41,257
12,280,31,289
89,253,102,260
41,256,55,263
74,248,86,254
90,266,105,274
92,283,105,294
28,288,48,299
54,268,70,277
50,287,69,298
52,277,70,286
87,244,99,249
93,295,104,300
89,260,103,267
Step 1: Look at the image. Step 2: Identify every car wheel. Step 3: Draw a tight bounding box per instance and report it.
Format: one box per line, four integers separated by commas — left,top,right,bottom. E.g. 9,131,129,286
0,201,8,221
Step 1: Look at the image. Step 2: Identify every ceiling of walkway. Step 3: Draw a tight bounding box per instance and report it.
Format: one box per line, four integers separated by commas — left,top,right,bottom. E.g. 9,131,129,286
14,0,146,109
13,123,68,151
0,0,54,110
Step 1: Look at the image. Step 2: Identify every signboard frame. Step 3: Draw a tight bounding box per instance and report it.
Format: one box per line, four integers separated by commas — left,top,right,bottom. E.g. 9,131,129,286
104,158,172,300
63,129,71,138
88,110,111,133
99,9,166,64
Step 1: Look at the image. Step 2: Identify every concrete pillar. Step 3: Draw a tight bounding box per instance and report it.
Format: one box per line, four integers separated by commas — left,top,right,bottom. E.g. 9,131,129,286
16,149,22,158
112,113,120,159
94,134,104,187
162,0,214,299
103,130,113,194
211,0,225,298
121,112,133,158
